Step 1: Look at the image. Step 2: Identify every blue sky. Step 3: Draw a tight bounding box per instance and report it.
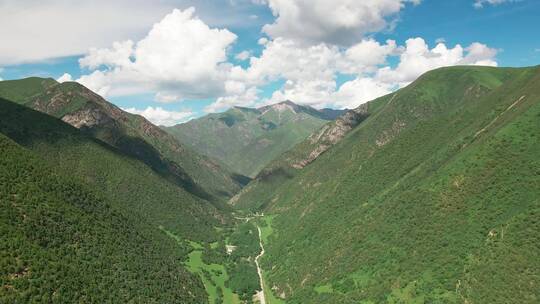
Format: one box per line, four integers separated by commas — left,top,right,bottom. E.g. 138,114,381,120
0,0,538,125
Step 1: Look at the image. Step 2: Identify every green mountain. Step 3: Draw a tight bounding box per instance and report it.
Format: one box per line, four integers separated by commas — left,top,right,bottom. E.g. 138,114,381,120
233,66,540,303
0,78,243,202
0,98,224,302
230,102,372,210
164,100,345,177
2,65,539,304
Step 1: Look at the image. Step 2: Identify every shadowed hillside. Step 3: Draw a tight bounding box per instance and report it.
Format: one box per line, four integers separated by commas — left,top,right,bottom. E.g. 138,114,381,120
0,78,242,202
0,120,210,302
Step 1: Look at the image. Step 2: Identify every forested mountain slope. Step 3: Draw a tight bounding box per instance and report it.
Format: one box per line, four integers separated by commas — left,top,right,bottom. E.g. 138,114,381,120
234,66,540,303
0,78,242,202
0,123,209,302
165,100,345,177
0,98,223,241
230,101,375,210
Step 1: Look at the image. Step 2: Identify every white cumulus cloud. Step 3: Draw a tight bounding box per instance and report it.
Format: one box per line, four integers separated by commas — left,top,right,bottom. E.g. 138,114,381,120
57,2,499,114
375,38,498,88
340,39,399,74
205,86,260,113
79,40,135,70
262,0,421,46
208,37,498,110
332,77,393,109
123,106,194,126
77,7,238,101
57,73,73,83
0,0,268,65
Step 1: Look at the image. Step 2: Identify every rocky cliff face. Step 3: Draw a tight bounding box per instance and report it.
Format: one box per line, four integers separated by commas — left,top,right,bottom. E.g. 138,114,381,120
291,103,370,169
27,81,193,157
61,105,115,129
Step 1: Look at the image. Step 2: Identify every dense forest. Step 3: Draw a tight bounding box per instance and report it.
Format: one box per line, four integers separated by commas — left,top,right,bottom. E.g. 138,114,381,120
0,96,266,303
0,133,207,302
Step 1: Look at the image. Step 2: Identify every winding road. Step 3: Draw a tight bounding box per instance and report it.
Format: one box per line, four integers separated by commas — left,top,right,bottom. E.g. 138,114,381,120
255,225,267,304
234,214,267,304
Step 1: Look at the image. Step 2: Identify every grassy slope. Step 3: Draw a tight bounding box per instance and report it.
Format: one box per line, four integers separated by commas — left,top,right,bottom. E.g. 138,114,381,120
0,77,57,104
257,216,285,304
186,242,241,304
0,78,242,202
165,103,342,177
227,117,325,177
160,227,244,304
235,66,540,303
0,133,207,303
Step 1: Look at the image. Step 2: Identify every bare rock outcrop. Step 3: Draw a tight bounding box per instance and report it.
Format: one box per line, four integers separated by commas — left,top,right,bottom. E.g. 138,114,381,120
61,106,113,129
291,104,369,169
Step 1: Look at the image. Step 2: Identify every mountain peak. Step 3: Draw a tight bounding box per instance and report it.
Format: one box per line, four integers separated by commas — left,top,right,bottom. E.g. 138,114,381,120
231,105,260,114
259,100,303,114
167,98,347,177
277,100,297,106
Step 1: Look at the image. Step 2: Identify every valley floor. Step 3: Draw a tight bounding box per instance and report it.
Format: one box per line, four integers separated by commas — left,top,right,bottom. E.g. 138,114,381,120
157,213,284,304
164,212,287,304
256,216,285,304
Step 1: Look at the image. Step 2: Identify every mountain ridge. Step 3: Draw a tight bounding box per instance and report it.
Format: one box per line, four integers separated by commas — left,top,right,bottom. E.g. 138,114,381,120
0,78,242,202
0,97,226,302
164,100,346,177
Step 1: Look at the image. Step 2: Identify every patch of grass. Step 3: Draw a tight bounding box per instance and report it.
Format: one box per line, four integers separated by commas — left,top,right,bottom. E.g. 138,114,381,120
257,215,285,304
258,215,276,244
262,271,286,304
314,284,334,294
185,241,241,304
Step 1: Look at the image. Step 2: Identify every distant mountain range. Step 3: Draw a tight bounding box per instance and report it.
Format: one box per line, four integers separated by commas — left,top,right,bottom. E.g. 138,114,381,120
164,100,346,177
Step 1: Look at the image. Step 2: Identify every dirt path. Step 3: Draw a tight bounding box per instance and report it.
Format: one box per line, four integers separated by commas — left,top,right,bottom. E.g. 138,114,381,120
474,95,526,138
255,226,267,304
